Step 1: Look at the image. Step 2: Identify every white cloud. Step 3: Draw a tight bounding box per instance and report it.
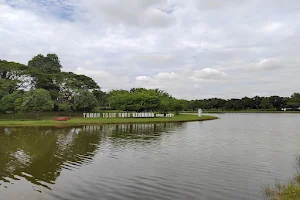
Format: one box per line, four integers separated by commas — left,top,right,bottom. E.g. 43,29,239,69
155,72,178,80
75,67,111,78
256,58,282,70
246,58,282,70
75,67,130,91
79,0,174,28
132,53,175,64
180,40,224,50
1,0,300,99
133,68,230,99
136,76,152,81
189,68,228,81
196,0,249,10
261,22,283,33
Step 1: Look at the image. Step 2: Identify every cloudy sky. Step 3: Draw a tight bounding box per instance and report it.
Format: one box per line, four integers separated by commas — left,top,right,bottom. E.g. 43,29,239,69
1,0,300,99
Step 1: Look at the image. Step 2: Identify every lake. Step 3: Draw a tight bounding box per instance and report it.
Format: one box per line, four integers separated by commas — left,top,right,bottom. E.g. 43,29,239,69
1,113,300,200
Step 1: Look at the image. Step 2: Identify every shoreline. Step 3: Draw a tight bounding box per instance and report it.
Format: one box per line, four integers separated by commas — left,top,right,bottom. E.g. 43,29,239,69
0,114,218,127
184,111,300,114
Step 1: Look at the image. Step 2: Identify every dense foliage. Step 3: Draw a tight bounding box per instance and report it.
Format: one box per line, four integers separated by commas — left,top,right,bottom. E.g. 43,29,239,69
0,54,184,118
21,89,54,118
1,54,300,119
107,88,183,114
184,95,300,111
0,55,101,118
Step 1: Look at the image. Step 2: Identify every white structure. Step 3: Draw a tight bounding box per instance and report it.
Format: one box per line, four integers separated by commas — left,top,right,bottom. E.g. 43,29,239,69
83,113,102,118
198,108,202,117
166,114,174,117
118,113,130,118
282,108,292,111
83,112,172,118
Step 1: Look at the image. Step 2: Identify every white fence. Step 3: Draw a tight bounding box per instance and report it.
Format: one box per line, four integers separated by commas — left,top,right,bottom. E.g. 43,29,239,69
83,112,174,118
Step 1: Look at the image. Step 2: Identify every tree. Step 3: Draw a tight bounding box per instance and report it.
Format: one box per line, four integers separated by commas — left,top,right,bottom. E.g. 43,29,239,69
188,100,206,111
28,54,61,74
225,99,243,110
159,98,171,114
21,89,54,119
0,79,12,98
169,99,183,115
269,96,286,110
142,95,161,111
253,96,262,109
0,91,24,117
108,88,173,112
74,90,98,112
58,102,72,116
93,90,108,106
287,93,300,110
259,98,274,110
108,90,129,110
0,60,30,93
59,72,100,103
28,54,62,100
241,97,255,109
60,72,99,91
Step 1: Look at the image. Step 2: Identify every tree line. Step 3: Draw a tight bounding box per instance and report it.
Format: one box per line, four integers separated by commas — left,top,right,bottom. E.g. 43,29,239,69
1,54,103,118
0,54,184,118
183,94,300,111
1,53,300,118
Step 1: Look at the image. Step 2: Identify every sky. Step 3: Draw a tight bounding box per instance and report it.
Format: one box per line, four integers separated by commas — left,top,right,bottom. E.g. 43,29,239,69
1,0,300,99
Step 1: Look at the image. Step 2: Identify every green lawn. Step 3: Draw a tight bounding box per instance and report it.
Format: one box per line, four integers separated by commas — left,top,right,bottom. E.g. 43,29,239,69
184,110,300,114
0,114,217,127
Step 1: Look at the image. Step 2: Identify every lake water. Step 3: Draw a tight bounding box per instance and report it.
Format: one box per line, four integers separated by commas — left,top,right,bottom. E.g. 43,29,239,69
1,114,300,200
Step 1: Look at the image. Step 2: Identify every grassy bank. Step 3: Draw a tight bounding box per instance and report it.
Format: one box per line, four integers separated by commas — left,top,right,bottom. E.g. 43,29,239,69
264,155,300,200
264,176,300,200
0,114,217,127
184,110,300,114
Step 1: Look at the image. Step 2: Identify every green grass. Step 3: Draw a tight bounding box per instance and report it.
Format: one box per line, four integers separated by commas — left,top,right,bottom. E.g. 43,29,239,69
184,110,300,114
264,181,300,200
264,169,300,200
0,114,218,127
0,112,75,120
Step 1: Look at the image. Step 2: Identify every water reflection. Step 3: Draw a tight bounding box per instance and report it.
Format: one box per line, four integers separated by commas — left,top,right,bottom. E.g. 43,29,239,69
0,123,181,190
2,114,300,200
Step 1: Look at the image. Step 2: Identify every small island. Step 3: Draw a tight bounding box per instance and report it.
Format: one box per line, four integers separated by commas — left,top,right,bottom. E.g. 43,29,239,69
0,114,217,127
0,54,220,127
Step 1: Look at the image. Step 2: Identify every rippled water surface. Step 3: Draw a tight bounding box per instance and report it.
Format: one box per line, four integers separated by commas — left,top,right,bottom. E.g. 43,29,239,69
1,114,300,200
